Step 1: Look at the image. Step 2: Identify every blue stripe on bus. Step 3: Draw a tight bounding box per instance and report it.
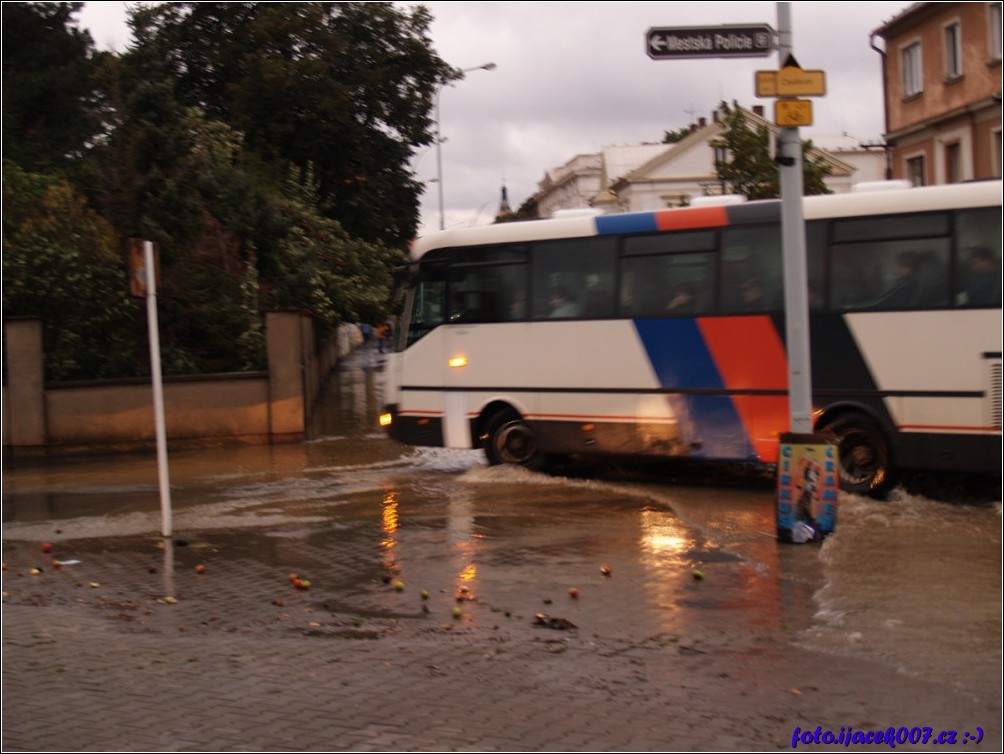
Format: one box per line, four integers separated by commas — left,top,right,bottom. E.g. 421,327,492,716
633,318,756,460
595,213,659,235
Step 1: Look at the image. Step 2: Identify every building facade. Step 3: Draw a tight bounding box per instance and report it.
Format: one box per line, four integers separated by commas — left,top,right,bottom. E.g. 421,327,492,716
534,107,877,216
873,2,1003,184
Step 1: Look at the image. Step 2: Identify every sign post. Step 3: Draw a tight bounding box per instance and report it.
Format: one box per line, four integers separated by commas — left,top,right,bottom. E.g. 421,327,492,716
646,3,835,542
131,239,173,539
771,3,835,542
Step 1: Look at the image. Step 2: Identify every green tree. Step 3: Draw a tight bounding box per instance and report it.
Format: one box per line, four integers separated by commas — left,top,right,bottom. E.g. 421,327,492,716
495,195,539,223
662,126,692,144
2,162,139,381
2,2,104,173
265,167,408,328
128,1,456,247
709,101,831,199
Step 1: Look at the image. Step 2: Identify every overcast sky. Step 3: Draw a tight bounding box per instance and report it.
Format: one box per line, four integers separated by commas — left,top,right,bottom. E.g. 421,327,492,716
77,1,910,236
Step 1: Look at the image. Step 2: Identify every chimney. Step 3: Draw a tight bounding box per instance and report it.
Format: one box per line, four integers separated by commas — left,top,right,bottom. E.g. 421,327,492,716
753,105,764,117
698,117,707,128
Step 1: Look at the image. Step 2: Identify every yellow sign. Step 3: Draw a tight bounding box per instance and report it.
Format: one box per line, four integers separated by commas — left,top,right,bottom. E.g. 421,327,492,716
756,68,826,97
128,239,160,298
755,70,778,97
777,66,826,96
774,99,813,127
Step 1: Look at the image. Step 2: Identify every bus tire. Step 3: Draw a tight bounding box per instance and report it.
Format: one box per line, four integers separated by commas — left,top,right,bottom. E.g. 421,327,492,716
820,413,894,499
482,409,544,470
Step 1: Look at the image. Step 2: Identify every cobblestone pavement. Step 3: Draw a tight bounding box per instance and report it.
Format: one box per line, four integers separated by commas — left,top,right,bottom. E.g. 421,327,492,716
3,525,1000,752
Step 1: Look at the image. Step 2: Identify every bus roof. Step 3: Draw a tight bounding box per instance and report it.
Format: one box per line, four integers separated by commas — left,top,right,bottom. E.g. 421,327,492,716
410,180,1002,261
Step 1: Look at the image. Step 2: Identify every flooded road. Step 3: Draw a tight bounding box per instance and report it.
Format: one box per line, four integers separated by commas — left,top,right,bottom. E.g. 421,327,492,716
3,346,1001,730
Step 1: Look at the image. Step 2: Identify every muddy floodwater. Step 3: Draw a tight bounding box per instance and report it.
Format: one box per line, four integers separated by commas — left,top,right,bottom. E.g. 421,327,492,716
3,347,1001,750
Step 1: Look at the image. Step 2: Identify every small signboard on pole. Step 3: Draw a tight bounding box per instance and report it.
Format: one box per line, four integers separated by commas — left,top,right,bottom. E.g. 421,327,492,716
776,434,838,543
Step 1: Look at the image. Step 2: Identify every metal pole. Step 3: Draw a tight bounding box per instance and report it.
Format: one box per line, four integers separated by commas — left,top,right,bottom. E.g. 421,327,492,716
145,240,173,538
434,63,496,232
436,91,445,231
776,2,813,434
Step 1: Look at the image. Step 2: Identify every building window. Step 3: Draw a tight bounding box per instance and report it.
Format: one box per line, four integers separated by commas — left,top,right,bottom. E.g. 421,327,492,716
990,3,1003,62
944,22,963,79
945,142,962,183
902,42,923,97
907,155,926,186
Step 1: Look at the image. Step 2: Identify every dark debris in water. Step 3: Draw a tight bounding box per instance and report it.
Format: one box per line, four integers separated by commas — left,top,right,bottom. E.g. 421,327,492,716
533,613,577,631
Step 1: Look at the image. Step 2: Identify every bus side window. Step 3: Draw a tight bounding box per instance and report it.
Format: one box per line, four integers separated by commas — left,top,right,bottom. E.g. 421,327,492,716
720,226,782,313
531,238,616,319
620,253,713,316
448,264,527,323
954,208,1002,308
834,240,950,309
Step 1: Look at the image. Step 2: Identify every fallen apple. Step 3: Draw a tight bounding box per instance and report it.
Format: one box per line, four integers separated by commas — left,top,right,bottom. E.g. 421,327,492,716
420,590,430,600
41,543,53,554
600,564,612,576
451,606,462,619
194,564,207,574
393,579,405,592
691,569,705,580
568,587,579,599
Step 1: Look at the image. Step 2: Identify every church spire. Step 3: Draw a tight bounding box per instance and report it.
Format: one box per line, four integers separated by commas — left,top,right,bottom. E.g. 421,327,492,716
498,179,512,216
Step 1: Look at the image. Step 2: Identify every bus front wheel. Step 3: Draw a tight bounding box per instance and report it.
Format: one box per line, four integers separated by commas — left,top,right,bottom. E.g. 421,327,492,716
819,413,894,499
482,410,544,470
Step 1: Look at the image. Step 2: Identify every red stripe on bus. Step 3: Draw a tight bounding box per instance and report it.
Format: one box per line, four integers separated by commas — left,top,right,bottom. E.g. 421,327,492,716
698,316,790,463
654,205,729,231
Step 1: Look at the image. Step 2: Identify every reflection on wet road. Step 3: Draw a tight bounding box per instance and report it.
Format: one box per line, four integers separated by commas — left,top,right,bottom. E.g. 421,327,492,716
3,346,1001,709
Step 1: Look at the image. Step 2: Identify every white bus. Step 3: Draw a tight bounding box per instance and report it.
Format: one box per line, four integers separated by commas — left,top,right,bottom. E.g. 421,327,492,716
381,180,1002,496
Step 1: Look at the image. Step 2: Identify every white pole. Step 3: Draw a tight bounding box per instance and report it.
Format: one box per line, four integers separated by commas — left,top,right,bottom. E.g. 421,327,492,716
776,2,813,434
144,240,173,537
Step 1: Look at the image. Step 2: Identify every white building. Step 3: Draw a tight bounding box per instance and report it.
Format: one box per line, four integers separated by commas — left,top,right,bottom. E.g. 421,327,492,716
534,106,886,216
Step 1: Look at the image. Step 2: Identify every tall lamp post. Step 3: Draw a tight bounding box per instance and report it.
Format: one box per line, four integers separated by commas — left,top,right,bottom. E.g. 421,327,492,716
435,62,497,231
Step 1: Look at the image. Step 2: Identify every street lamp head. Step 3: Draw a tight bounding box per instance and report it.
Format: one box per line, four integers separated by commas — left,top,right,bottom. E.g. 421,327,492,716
462,62,497,74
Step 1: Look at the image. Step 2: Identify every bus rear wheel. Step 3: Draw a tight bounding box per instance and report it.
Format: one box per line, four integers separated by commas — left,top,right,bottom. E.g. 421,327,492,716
820,413,894,499
482,409,544,470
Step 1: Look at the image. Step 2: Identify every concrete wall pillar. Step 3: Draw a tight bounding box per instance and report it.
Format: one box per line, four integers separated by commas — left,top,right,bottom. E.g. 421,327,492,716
266,311,306,441
3,318,46,446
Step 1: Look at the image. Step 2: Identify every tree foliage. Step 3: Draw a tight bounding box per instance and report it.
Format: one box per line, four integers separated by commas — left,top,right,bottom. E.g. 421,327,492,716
709,101,832,199
2,1,445,379
2,162,139,380
2,1,105,173
127,1,456,248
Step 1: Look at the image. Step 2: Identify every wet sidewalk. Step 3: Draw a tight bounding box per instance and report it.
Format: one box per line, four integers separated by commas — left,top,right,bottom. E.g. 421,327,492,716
4,518,999,752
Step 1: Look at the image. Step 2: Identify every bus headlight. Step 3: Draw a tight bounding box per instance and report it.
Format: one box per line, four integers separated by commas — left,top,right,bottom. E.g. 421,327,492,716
448,356,468,368
379,413,393,427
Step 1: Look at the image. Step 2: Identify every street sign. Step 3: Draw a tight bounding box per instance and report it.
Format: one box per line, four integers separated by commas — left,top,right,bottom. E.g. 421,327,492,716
757,68,826,97
774,99,813,127
647,24,775,59
756,70,779,97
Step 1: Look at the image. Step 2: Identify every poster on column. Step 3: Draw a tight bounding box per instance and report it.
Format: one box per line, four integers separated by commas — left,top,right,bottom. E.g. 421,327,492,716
776,433,838,543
